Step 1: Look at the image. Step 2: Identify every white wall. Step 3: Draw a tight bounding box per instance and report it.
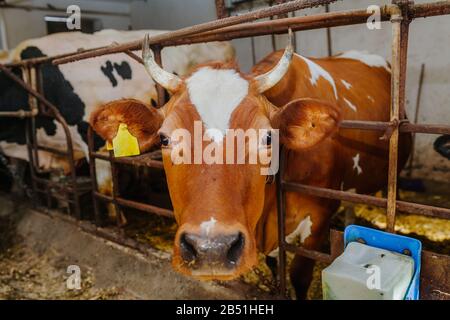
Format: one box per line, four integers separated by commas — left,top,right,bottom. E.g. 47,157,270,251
0,0,131,49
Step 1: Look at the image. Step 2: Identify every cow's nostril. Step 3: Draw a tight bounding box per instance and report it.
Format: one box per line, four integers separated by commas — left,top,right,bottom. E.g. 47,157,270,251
226,232,245,266
180,233,197,263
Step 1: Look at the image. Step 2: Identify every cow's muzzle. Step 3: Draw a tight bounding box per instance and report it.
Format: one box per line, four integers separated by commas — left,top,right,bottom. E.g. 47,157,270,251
179,231,245,272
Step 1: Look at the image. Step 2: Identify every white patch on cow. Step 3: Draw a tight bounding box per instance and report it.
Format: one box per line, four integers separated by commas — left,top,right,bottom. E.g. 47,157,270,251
341,79,352,90
268,216,313,258
295,54,338,99
338,50,390,71
344,98,358,112
286,215,313,244
368,95,375,103
352,153,363,175
200,217,217,237
186,67,249,139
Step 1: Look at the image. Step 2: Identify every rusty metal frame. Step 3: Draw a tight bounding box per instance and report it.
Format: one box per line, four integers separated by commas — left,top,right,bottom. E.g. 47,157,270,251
0,0,449,299
0,64,87,219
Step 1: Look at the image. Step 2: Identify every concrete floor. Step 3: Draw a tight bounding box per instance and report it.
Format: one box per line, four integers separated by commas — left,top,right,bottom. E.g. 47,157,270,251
0,193,273,300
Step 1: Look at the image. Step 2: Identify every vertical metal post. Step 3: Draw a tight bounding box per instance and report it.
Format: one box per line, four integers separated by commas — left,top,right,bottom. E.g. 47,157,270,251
25,118,38,206
109,150,122,228
276,147,287,297
386,3,410,232
87,126,102,225
215,0,228,19
407,63,425,177
152,45,167,107
325,4,333,56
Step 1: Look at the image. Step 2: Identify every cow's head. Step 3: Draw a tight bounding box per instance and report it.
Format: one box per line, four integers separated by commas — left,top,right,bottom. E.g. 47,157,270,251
90,31,340,280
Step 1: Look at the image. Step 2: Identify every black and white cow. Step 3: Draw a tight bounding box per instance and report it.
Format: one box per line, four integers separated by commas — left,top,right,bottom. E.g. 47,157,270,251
0,29,234,220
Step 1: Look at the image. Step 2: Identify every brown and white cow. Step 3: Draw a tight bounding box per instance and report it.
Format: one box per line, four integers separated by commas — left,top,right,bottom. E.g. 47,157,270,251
90,31,411,298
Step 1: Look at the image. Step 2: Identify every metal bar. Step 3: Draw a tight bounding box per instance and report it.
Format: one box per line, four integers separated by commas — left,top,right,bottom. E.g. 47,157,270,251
386,4,410,232
87,126,103,226
0,109,37,118
158,8,392,47
0,3,130,17
0,1,446,69
325,4,333,56
215,0,228,19
413,0,450,18
94,192,174,218
340,120,450,135
282,182,450,220
276,148,287,297
52,0,340,65
36,144,68,157
109,150,123,227
25,119,38,206
407,63,425,176
283,243,333,264
90,152,164,169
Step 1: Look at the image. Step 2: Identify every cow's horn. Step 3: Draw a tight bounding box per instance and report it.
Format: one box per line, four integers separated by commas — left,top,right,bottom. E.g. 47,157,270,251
142,34,182,92
255,28,294,93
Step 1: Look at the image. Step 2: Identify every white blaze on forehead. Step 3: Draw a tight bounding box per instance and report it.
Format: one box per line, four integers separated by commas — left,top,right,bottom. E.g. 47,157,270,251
368,95,375,103
338,50,391,71
295,53,338,99
352,153,363,175
186,67,249,140
344,98,358,112
268,216,313,258
341,79,352,90
200,217,217,236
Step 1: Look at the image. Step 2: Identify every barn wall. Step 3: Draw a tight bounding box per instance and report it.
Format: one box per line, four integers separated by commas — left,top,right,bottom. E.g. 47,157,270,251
0,0,131,50
130,0,450,183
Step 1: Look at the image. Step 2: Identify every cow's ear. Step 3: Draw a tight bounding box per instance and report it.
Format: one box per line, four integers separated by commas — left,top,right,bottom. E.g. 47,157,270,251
90,99,164,153
270,98,341,150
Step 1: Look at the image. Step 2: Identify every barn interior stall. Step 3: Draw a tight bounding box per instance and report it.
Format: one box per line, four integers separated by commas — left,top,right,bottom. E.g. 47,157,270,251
0,0,449,300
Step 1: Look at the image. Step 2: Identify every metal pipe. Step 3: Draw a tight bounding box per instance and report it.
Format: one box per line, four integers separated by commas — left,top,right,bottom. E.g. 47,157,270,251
0,1,446,68
87,126,103,226
276,147,287,298
0,3,130,18
52,0,340,65
0,109,37,118
94,191,174,218
407,63,426,176
282,182,450,220
386,4,410,233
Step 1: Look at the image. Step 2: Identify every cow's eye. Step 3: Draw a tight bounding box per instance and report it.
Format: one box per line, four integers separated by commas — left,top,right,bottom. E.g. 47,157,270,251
160,134,170,147
262,131,272,146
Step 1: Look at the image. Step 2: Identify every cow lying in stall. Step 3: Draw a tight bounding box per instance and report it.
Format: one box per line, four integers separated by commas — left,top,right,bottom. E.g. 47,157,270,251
92,30,412,299
0,29,234,221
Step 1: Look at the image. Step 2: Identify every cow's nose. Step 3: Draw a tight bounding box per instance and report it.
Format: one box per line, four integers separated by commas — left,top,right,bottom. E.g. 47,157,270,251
179,232,245,269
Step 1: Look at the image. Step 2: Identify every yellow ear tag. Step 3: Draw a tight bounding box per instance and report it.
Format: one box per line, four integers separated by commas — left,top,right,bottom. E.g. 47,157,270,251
106,141,113,150
112,123,140,157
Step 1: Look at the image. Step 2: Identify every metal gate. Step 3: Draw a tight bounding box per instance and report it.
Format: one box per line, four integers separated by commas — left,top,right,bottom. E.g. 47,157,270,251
1,0,449,299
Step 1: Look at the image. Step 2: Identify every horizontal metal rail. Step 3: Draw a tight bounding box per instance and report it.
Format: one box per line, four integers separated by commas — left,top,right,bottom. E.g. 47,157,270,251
282,182,450,220
94,191,173,218
90,151,164,169
51,0,339,65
